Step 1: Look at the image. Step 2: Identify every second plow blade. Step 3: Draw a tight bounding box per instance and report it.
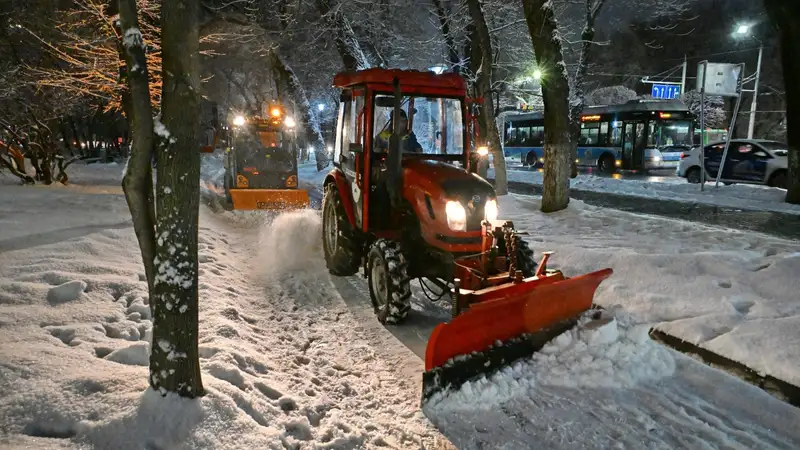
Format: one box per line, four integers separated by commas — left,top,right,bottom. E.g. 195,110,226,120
421,268,613,403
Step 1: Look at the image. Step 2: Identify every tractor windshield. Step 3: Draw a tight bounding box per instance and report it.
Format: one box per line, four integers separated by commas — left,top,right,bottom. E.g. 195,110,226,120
232,124,295,172
372,95,464,158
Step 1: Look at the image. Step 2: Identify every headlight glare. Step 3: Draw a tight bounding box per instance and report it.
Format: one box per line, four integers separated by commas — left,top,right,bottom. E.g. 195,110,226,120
445,201,467,231
485,199,498,221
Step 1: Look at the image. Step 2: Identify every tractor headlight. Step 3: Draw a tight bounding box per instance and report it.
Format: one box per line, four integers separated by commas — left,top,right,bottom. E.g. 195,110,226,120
485,199,498,221
445,201,467,231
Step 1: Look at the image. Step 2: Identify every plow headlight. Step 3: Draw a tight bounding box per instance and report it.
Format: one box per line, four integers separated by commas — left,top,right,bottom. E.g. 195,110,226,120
445,201,467,231
485,199,498,221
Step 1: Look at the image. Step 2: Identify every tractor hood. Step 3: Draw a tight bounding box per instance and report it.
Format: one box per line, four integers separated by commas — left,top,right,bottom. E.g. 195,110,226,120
402,159,496,202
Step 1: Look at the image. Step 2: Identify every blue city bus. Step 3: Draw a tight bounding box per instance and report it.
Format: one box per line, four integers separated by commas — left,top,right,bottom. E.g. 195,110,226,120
502,99,695,172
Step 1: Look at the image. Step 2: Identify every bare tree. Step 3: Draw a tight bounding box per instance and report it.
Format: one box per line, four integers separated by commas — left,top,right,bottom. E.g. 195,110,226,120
466,0,508,194
118,0,205,397
522,0,572,212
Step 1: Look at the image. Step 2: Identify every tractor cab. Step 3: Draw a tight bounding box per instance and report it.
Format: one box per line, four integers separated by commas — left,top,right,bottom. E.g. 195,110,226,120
330,69,490,233
222,104,309,210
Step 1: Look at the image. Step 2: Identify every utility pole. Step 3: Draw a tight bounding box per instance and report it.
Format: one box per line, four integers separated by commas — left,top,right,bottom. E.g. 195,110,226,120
747,44,763,139
681,54,687,95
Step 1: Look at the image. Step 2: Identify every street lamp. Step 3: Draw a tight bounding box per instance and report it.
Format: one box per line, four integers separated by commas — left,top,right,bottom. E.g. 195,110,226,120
232,115,245,127
429,65,447,75
317,103,325,112
533,69,543,80
733,23,762,139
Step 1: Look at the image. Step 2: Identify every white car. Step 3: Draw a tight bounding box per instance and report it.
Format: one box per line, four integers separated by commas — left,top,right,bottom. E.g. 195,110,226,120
677,139,789,188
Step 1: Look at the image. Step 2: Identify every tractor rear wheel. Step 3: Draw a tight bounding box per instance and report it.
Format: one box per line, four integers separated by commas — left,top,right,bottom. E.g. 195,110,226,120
322,184,361,276
367,239,411,324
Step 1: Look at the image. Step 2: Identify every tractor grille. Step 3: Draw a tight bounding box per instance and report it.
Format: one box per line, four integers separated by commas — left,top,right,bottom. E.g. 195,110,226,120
466,199,486,231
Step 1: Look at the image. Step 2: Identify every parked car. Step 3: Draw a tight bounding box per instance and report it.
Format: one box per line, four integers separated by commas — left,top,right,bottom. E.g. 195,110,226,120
643,148,665,171
677,139,789,189
658,144,692,169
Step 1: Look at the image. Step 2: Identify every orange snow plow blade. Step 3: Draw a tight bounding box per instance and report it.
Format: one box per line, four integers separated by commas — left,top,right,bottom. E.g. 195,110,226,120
229,188,310,210
422,267,613,402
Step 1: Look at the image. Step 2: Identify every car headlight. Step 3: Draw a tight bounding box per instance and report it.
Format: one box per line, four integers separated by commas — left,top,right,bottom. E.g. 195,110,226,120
485,199,498,221
445,201,466,231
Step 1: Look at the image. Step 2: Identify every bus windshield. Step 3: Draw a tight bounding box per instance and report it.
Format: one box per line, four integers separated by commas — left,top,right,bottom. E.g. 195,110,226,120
650,120,693,147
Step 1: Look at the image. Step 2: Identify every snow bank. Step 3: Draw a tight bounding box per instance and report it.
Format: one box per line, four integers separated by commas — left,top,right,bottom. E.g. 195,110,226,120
492,168,800,215
499,194,800,388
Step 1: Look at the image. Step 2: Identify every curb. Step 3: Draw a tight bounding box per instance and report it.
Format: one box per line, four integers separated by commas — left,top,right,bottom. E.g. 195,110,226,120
490,178,800,240
650,328,800,408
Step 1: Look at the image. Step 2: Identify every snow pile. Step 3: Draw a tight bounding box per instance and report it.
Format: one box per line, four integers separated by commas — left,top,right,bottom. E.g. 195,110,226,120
425,308,675,413
492,168,800,215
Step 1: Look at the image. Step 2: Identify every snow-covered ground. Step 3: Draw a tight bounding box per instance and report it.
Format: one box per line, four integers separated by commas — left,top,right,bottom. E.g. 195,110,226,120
0,164,448,449
490,168,800,216
3,161,800,449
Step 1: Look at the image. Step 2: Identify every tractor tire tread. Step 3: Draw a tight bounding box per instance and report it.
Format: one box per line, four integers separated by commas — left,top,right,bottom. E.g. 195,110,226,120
323,184,361,276
515,237,537,278
370,239,411,325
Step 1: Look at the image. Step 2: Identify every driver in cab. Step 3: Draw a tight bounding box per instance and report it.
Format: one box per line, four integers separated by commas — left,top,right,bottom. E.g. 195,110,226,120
374,109,423,154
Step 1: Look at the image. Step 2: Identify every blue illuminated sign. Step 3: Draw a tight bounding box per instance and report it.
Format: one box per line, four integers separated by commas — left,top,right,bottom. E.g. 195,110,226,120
651,84,681,99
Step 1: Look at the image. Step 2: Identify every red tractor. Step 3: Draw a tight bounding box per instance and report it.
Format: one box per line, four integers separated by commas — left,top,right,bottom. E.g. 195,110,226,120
321,68,612,399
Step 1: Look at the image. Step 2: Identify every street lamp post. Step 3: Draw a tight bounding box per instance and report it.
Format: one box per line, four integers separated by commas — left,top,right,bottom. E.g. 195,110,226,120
735,24,762,139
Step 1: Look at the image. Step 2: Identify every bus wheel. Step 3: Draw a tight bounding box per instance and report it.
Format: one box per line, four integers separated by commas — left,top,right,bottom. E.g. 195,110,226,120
525,152,538,167
598,154,615,173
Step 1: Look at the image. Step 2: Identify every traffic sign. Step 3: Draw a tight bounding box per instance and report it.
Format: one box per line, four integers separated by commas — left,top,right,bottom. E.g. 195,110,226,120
651,83,681,99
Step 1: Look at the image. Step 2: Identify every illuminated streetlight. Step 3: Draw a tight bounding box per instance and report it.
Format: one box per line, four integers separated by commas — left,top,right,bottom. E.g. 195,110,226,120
429,65,447,75
317,103,325,112
732,23,762,139
533,69,543,80
232,115,245,127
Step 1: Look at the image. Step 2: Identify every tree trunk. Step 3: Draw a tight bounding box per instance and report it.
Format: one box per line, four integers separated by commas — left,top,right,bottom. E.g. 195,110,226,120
466,0,507,195
568,0,606,179
118,0,157,296
316,0,370,71
431,0,461,73
763,0,800,204
270,50,329,170
150,0,205,397
523,0,571,212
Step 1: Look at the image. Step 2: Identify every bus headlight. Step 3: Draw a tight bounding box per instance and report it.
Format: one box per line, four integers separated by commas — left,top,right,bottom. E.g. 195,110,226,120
485,199,498,221
446,201,467,231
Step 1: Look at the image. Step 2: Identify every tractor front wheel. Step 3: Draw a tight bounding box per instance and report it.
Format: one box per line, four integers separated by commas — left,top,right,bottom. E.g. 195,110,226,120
367,239,411,324
322,184,361,276
515,237,537,277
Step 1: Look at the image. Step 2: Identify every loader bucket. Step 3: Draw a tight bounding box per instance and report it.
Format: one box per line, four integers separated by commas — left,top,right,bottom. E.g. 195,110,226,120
229,188,310,210
422,267,613,403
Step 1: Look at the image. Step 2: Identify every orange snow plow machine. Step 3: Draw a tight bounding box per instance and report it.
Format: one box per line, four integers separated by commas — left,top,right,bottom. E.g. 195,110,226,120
200,101,309,211
320,68,612,403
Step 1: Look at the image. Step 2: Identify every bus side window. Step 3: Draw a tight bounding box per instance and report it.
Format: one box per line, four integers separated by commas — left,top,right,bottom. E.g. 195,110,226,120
610,123,622,146
531,126,544,146
599,122,609,146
